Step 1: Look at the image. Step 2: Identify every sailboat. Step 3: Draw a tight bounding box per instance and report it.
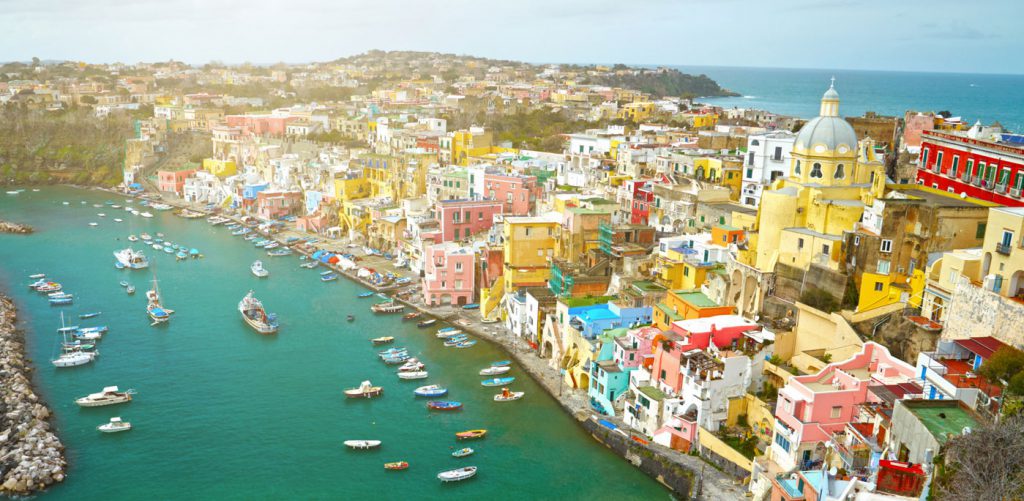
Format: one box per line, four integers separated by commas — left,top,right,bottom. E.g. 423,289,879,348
52,312,97,368
146,271,174,326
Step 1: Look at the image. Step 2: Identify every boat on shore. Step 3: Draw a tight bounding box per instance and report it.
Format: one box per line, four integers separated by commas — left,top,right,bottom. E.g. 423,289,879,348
371,336,394,345
494,388,524,402
481,377,514,387
462,303,480,310
114,248,149,270
413,385,447,397
384,461,409,471
455,429,487,440
344,380,383,399
238,290,279,334
75,386,134,407
437,466,477,483
251,260,269,278
371,302,404,314
427,400,461,411
344,440,381,450
97,417,131,433
451,447,474,458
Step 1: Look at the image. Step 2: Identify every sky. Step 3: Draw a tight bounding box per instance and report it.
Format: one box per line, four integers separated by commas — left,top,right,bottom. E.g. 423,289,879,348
1,0,1021,74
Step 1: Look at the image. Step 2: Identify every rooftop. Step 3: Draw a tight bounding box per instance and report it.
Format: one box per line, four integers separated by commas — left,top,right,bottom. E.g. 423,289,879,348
672,290,719,308
637,385,666,401
903,401,979,444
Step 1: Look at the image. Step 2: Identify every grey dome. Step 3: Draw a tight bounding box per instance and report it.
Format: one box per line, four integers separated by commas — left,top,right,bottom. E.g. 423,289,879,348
794,116,857,152
823,86,839,100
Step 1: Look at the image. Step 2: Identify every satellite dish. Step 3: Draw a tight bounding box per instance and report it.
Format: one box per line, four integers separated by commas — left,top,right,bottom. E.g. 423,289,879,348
829,466,839,477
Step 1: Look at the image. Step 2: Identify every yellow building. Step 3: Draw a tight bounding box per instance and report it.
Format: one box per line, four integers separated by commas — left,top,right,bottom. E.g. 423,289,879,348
656,246,722,291
202,158,237,178
451,128,494,166
979,207,1024,299
502,213,561,294
921,248,983,323
333,174,369,202
618,101,655,123
752,83,886,272
857,269,926,312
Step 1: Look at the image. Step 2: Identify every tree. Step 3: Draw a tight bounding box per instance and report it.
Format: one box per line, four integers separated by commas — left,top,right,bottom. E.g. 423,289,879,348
976,347,1024,394
936,416,1024,500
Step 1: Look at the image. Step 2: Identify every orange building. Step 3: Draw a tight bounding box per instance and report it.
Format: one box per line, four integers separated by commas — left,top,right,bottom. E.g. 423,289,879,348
654,290,733,330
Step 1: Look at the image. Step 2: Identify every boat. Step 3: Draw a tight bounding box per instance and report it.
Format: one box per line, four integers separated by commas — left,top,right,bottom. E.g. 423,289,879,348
462,303,480,310
62,340,96,351
35,282,63,293
494,388,524,402
76,326,108,334
455,340,477,348
398,371,429,380
413,385,447,397
490,360,511,367
140,212,153,218
113,248,149,270
398,360,425,372
299,261,318,269
126,285,136,295
371,336,394,345
53,313,98,367
320,272,339,282
378,346,407,356
455,430,487,440
437,466,477,483
263,242,280,250
357,291,375,298
479,366,511,376
29,273,46,279
98,213,106,217
128,235,138,242
402,312,421,321
344,380,383,399
371,302,404,314
114,218,123,223
146,274,174,325
346,314,355,322
97,417,131,433
88,222,98,227
49,297,73,306
238,290,279,334
451,448,474,458
344,440,381,450
427,400,462,410
140,233,151,240
443,336,469,347
267,248,292,257
251,260,269,278
481,377,514,387
416,319,437,328
384,461,409,471
381,354,411,365
75,386,135,407
436,329,464,339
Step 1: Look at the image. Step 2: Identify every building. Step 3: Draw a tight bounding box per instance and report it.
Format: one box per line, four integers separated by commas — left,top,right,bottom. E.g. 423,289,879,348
887,399,980,464
916,336,1012,415
255,190,302,220
501,213,561,294
654,289,733,330
157,167,197,196
915,129,1024,206
742,131,796,207
435,199,503,242
484,172,539,216
421,243,476,306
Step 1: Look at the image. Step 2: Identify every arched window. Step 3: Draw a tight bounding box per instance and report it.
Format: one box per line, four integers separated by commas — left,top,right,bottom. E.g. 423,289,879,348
834,164,845,179
794,160,801,175
751,139,760,146
810,163,823,178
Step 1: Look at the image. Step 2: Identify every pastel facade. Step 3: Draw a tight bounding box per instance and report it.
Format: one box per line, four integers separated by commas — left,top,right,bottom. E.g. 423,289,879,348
484,172,539,216
435,199,503,242
422,243,476,306
502,213,560,294
157,168,196,195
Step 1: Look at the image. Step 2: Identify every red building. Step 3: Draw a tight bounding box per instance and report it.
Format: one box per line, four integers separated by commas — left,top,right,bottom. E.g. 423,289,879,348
435,199,503,242
157,168,196,196
483,172,540,216
916,130,1024,206
624,179,655,225
225,114,296,136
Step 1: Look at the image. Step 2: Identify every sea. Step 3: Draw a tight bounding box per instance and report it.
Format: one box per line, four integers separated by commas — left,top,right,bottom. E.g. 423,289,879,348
673,66,1024,133
0,186,667,500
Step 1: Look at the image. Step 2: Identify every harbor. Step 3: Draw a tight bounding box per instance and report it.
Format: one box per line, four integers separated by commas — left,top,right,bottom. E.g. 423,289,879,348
0,186,667,499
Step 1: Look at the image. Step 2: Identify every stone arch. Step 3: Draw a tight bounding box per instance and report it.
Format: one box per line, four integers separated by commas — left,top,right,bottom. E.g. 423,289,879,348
540,340,554,359
743,275,758,313
1010,270,1024,298
577,372,591,391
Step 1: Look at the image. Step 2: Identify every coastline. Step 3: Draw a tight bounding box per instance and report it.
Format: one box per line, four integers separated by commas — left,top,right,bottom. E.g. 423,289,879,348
0,294,66,495
98,186,743,499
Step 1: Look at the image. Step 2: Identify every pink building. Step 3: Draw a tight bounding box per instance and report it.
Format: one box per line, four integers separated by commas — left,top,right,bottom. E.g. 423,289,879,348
771,342,921,471
483,172,540,216
157,169,196,196
902,111,936,153
256,190,303,220
226,114,296,136
421,243,476,306
614,326,660,371
435,199,503,242
650,315,761,395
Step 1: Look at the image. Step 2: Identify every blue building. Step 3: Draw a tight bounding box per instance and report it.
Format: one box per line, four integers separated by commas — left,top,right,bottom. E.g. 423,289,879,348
567,302,652,340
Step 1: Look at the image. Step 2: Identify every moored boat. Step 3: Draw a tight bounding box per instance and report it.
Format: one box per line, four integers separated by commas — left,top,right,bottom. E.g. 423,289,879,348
436,329,463,339
451,447,474,458
114,248,149,270
479,366,511,376
344,440,381,450
398,371,428,380
384,461,408,471
455,429,487,440
344,380,383,399
371,336,394,345
437,466,477,482
416,318,437,328
402,312,421,321
320,272,339,282
250,260,269,278
126,285,136,295
357,291,375,298
427,400,462,410
462,303,480,310
397,360,425,372
493,388,524,402
413,385,447,397
79,312,101,319
97,417,131,433
455,340,477,348
481,377,514,387
371,302,404,314
75,386,134,407
490,360,512,367
238,290,278,334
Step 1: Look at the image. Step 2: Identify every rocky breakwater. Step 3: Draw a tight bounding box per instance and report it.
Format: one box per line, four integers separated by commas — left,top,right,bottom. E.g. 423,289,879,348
0,220,33,235
0,295,65,494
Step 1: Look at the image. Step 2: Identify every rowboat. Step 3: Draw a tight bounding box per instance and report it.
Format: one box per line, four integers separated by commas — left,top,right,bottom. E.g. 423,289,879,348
398,371,428,380
437,466,477,483
357,291,375,298
462,303,480,310
344,440,381,450
479,366,510,376
416,319,437,328
455,429,487,440
443,336,469,347
494,388,524,402
481,377,514,387
382,354,411,365
436,329,463,339
402,312,421,321
344,380,383,399
437,326,459,334
384,461,409,471
490,360,511,367
371,336,394,345
451,447,474,458
455,340,476,348
378,347,407,357
320,272,339,282
427,400,462,411
413,385,447,397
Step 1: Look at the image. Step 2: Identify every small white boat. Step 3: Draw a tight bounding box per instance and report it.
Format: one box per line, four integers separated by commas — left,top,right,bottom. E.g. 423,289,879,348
97,417,131,433
114,218,123,223
398,360,425,372
493,390,525,402
88,222,99,227
128,235,138,242
140,212,153,218
344,440,381,450
75,386,134,407
344,380,383,399
52,350,97,367
438,466,477,482
479,366,511,376
397,371,428,380
29,273,45,279
98,213,106,217
251,260,269,278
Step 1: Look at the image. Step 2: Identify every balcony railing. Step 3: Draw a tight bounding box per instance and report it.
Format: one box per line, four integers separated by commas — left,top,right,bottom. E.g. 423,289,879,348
1012,187,1022,198
972,177,983,187
982,179,995,190
996,243,1012,255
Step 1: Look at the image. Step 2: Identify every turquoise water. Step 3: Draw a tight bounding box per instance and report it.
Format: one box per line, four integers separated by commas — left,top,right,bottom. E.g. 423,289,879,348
675,65,1024,132
0,186,666,500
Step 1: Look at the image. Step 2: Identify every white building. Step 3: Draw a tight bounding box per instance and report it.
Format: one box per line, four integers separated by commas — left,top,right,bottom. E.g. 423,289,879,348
741,131,796,207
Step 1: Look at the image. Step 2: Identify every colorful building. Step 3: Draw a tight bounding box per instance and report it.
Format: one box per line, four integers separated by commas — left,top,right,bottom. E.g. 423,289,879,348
156,167,196,196
654,290,733,330
202,158,237,178
435,199,503,242
502,213,560,294
915,129,1024,206
484,172,539,216
421,243,476,306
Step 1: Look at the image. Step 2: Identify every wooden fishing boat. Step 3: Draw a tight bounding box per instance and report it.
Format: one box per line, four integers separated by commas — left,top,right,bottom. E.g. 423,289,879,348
455,429,487,440
384,461,408,471
451,447,474,458
416,318,437,328
437,466,477,483
402,312,421,321
427,400,462,411
344,380,383,399
371,336,394,345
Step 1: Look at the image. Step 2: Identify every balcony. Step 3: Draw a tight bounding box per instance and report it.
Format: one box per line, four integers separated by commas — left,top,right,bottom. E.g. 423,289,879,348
997,183,1009,194
982,179,995,190
996,243,1012,255
1012,187,1022,198
972,176,983,187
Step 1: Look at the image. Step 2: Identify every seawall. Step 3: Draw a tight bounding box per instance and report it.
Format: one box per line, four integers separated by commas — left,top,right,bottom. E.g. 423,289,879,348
0,294,66,494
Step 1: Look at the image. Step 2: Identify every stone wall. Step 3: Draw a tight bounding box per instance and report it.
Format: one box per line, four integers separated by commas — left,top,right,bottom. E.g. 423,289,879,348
943,277,1024,349
581,418,695,497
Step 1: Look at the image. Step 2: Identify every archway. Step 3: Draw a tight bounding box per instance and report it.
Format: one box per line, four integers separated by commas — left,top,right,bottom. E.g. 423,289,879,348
982,252,992,278
541,341,554,359
577,372,591,391
743,275,758,313
930,296,944,322
1010,270,1024,299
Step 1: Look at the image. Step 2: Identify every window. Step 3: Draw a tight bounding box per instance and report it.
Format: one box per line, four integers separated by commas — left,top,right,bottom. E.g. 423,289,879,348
874,282,884,292
464,211,471,222
880,239,893,253
453,211,460,222
751,139,760,146
964,159,975,180
921,148,930,167
455,262,463,271
948,270,959,284
935,151,944,171
999,168,1011,188
774,434,791,452
1002,230,1014,247
478,211,484,221
453,228,460,239
950,155,960,177
454,279,463,289
524,227,531,237
747,152,755,166
683,266,690,277
822,244,830,256
774,146,783,161
834,163,845,179
795,160,801,175
1016,172,1024,191
798,238,804,249
746,168,753,178
877,259,891,274
831,406,842,419
976,222,986,238
810,163,823,178
854,236,860,246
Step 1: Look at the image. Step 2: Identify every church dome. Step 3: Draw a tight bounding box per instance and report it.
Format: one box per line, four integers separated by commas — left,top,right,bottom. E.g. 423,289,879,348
794,116,858,152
